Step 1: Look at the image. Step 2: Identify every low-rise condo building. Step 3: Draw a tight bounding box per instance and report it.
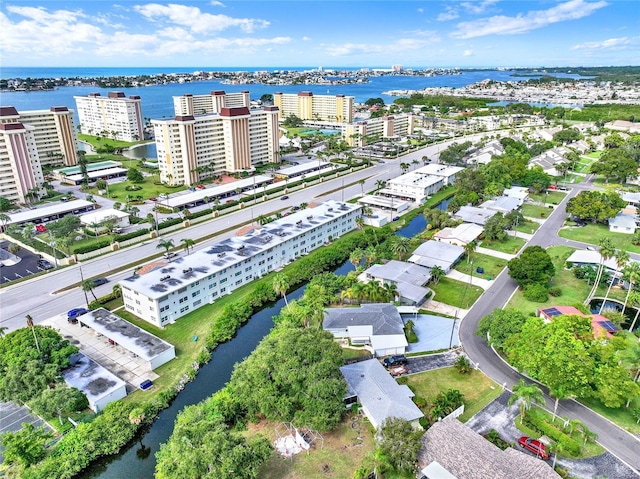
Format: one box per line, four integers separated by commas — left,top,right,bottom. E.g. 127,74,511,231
345,114,415,147
273,92,354,123
120,200,361,326
74,92,144,142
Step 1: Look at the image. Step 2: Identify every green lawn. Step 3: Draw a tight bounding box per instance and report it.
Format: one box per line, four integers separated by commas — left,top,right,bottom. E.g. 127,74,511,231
405,367,502,422
455,252,508,279
585,151,602,159
91,175,187,203
507,246,588,315
480,236,526,255
565,173,584,184
558,223,640,253
78,133,146,149
513,219,539,234
521,203,555,219
528,191,567,205
430,277,484,309
578,396,640,435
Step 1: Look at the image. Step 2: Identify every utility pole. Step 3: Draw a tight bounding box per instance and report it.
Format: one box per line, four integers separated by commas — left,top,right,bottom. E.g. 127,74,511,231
79,265,89,308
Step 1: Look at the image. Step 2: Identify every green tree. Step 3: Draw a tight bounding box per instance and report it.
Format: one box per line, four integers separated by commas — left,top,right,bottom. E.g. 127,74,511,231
508,379,545,423
376,417,423,473
30,386,88,425
587,238,616,303
180,238,195,255
566,191,626,222
476,308,527,351
0,359,59,403
590,148,638,184
156,239,175,254
622,261,640,316
0,196,17,212
127,167,144,183
0,423,53,467
482,212,509,241
600,249,629,314
272,273,290,307
430,265,445,285
552,127,582,144
507,246,555,287
391,236,411,260
349,248,365,268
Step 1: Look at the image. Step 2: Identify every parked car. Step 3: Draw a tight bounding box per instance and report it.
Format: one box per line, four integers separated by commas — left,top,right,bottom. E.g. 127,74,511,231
89,277,109,287
518,436,549,459
281,195,289,200
392,216,400,221
548,185,557,190
196,184,205,189
389,365,408,377
149,197,157,202
35,224,47,233
292,206,300,211
382,355,408,368
163,252,178,260
67,308,88,321
37,259,54,270
112,227,123,234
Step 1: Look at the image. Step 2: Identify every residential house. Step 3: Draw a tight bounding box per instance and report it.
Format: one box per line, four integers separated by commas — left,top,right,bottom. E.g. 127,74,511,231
433,223,483,247
453,205,497,226
538,306,620,339
409,240,464,273
528,147,571,176
466,139,505,166
360,260,432,305
341,359,423,430
480,196,521,214
502,186,529,205
418,417,560,479
608,213,637,234
79,208,130,231
323,303,408,357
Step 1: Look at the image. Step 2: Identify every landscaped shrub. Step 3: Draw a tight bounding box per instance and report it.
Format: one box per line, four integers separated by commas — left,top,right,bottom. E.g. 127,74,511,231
548,286,562,297
71,239,111,254
158,218,182,229
115,228,149,242
524,410,581,456
404,320,418,343
522,283,549,302
485,429,510,450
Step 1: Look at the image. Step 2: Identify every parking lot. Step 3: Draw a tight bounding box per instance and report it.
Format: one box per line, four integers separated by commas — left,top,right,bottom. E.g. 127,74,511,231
0,401,53,463
0,241,54,285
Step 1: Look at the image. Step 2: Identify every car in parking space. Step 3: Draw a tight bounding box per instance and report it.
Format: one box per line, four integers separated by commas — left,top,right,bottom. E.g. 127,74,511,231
163,252,178,260
382,355,407,368
518,436,549,459
389,365,408,377
196,184,205,189
35,224,47,233
89,277,109,287
281,195,289,200
67,308,88,322
37,259,54,270
149,197,157,202
292,206,300,211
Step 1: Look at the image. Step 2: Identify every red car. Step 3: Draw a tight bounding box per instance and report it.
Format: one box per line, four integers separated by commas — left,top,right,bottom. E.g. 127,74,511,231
196,184,205,189
149,197,157,202
35,224,47,233
518,436,549,459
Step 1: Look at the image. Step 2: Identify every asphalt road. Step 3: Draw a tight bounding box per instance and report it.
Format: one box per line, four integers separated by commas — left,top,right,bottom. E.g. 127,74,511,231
458,176,640,474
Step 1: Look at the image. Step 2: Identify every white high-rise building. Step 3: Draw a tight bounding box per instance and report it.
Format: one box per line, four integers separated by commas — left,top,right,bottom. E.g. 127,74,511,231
0,120,44,204
74,92,144,142
273,92,354,123
152,106,280,186
173,91,251,116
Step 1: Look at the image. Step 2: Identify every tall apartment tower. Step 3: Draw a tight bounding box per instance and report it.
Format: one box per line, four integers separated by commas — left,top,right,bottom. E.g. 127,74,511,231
74,92,144,142
0,108,44,204
0,106,78,167
273,92,354,123
345,114,415,147
173,91,251,116
152,106,280,186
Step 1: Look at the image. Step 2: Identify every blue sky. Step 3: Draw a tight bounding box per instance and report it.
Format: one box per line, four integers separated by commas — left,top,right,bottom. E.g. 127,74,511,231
1,0,638,68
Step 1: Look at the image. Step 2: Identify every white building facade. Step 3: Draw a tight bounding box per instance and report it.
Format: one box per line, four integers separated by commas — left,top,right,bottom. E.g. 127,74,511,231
273,92,354,123
74,92,144,142
120,201,361,326
0,121,44,204
345,114,416,147
173,91,251,116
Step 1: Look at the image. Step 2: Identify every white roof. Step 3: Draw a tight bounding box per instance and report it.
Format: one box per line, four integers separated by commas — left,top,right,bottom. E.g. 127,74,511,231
79,208,129,224
454,206,497,225
566,250,631,271
414,164,464,177
388,172,443,188
358,195,410,210
66,167,128,181
503,187,529,200
162,175,273,208
410,240,464,270
63,353,126,409
434,222,483,244
275,162,333,177
8,200,93,225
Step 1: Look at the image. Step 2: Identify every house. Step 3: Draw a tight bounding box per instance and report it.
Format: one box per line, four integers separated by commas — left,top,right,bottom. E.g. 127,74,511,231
502,186,529,205
466,139,505,165
608,213,637,234
361,260,432,305
433,223,483,247
409,240,465,272
323,303,408,357
79,208,130,231
480,196,521,214
538,306,620,339
418,417,561,479
453,205,497,226
340,359,423,430
566,250,626,273
622,192,640,209
528,147,571,177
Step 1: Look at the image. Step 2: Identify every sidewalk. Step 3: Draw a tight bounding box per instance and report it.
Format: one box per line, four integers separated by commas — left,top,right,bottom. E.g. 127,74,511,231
475,246,516,261
446,269,493,289
420,299,469,319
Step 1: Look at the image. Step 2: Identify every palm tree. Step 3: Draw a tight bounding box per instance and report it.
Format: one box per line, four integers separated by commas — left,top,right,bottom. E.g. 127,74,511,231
586,238,615,304
364,246,377,266
621,261,640,316
411,159,419,170
391,236,411,260
0,326,7,338
272,273,290,307
375,179,386,191
0,213,10,232
181,238,195,255
355,216,364,230
422,155,430,165
82,280,98,300
25,315,41,355
464,240,478,264
382,282,398,302
599,249,629,314
400,162,410,174
627,291,640,332
358,179,365,197
349,248,364,268
112,283,122,298
431,265,445,285
508,379,545,424
157,239,174,254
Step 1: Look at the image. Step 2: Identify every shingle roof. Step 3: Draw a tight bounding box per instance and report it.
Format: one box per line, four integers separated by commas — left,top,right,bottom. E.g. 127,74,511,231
409,240,465,270
453,206,497,225
323,303,404,335
419,417,560,479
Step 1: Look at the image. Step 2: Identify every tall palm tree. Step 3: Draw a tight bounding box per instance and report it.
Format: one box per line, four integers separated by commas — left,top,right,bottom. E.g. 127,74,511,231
358,179,365,198
508,379,545,424
621,261,640,316
272,273,290,307
0,326,7,338
464,240,478,264
599,249,629,314
363,246,377,266
586,238,615,304
375,179,386,191
25,314,41,355
355,216,364,230
157,239,174,254
431,265,445,285
0,212,10,232
180,238,195,255
382,282,398,302
349,248,365,268
391,236,411,260
82,280,98,300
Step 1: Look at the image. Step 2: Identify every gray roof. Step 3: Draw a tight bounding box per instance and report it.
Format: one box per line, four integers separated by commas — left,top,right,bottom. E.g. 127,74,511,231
409,240,464,270
434,223,483,244
8,200,93,225
63,353,126,406
323,303,404,336
419,417,560,479
622,191,640,205
481,196,521,213
453,206,497,226
609,213,637,230
365,261,432,303
340,359,423,428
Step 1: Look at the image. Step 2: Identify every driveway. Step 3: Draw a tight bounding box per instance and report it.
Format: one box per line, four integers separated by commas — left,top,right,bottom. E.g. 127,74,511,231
405,350,460,374
466,392,640,479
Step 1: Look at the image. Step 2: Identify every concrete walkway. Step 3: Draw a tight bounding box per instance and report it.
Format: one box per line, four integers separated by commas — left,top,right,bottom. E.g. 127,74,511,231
446,269,493,289
420,299,469,319
507,230,533,241
475,246,516,260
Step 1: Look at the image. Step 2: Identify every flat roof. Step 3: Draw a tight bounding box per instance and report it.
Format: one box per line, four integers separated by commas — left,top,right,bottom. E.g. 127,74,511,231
8,200,93,225
434,222,483,243
609,213,637,229
79,309,175,362
162,175,273,208
66,167,128,181
63,353,126,405
357,195,410,210
56,161,121,175
275,162,333,177
388,172,443,188
454,206,497,225
79,208,129,224
414,164,464,177
120,200,360,299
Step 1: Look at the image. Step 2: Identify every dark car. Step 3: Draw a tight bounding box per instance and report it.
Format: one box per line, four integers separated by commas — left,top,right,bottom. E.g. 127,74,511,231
67,308,88,321
292,206,300,211
383,355,407,368
89,277,109,287
37,259,54,270
281,195,289,200
518,436,549,460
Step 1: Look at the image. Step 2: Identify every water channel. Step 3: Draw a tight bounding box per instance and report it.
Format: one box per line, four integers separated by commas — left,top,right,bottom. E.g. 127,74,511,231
82,206,440,478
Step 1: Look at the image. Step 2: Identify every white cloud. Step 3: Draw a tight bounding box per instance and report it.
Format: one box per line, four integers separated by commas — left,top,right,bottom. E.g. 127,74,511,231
133,3,269,34
417,8,424,13
323,35,440,57
437,6,459,21
210,1,226,7
461,0,500,15
463,49,473,56
302,36,311,41
451,0,608,39
572,36,637,50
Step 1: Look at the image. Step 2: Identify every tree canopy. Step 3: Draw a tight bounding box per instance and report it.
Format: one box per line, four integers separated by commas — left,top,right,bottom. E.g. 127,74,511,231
507,246,555,287
589,148,638,184
126,167,144,183
566,191,626,223
376,417,423,473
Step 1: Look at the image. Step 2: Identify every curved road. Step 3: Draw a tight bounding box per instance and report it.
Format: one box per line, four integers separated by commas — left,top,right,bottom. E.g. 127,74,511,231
459,176,640,474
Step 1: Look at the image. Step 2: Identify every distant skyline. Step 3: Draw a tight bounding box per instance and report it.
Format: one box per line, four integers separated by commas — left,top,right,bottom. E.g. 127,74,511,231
1,0,639,68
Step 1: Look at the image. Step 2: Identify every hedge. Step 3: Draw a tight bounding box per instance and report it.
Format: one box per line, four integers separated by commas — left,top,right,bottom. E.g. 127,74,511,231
71,239,111,254
115,228,149,242
524,410,581,455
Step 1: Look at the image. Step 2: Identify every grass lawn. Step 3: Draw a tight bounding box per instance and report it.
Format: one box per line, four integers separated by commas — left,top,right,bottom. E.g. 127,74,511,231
528,191,567,205
578,396,640,435
254,414,376,479
94,176,187,203
513,219,539,234
430,277,484,309
585,151,602,159
342,347,372,361
455,252,508,279
507,246,588,314
78,134,146,149
575,160,595,174
558,223,640,254
565,173,584,184
521,203,554,219
480,236,526,255
404,367,502,422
